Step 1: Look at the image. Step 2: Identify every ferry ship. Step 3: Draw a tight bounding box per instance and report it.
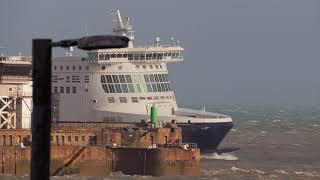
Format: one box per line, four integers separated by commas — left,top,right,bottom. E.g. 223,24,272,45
51,10,233,151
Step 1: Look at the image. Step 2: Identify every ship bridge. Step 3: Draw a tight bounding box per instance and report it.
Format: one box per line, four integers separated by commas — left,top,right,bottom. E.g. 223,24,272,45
86,45,183,64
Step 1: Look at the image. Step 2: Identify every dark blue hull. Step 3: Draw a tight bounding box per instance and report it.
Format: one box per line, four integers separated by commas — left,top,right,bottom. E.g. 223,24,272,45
177,122,233,152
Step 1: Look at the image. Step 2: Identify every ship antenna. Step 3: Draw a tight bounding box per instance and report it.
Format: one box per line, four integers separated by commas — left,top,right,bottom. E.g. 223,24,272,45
112,9,134,47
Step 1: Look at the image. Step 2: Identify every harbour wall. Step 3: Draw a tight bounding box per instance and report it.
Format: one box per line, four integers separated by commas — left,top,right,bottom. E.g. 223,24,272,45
0,146,200,176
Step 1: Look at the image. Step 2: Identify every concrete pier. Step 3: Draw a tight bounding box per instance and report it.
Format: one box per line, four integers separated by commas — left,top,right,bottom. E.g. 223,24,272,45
0,122,200,176
0,146,200,176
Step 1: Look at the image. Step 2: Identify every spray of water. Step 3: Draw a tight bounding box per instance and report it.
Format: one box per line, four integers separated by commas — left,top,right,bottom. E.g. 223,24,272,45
201,152,239,161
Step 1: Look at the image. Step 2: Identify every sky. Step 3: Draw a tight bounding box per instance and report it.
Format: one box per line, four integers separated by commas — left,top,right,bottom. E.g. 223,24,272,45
0,0,320,108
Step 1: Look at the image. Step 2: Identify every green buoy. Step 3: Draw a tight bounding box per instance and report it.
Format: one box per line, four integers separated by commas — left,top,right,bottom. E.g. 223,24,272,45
151,104,158,125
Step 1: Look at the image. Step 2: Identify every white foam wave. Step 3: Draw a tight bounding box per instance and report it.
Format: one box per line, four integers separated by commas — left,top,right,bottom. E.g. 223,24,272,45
247,120,257,123
201,152,239,161
295,171,320,177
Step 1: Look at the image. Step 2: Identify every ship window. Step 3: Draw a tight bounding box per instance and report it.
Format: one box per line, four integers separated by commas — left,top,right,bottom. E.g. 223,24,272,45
112,75,119,83
108,97,115,103
142,65,146,69
154,74,159,82
66,66,69,70
131,97,138,103
117,53,122,58
79,66,82,70
123,53,128,58
140,53,145,60
160,65,163,69
84,75,89,83
155,65,159,69
111,54,116,58
101,76,106,83
60,66,63,70
139,97,146,100
119,97,127,103
75,136,78,142
121,84,128,93
99,54,104,60
68,136,71,142
105,54,110,60
144,75,150,83
146,53,151,60
125,75,132,83
66,87,70,93
158,74,162,82
128,54,133,60
119,75,125,83
149,74,155,82
152,84,158,92
73,66,75,70
128,84,135,93
53,87,58,93
101,66,105,70
134,53,139,60
146,84,153,92
106,75,113,83
60,87,64,93
86,66,89,70
147,96,152,100
54,66,57,70
102,84,109,93
72,87,76,93
156,84,161,92
108,84,115,93
149,65,153,69
163,83,168,91
154,96,160,100
115,84,122,93
135,65,139,69
82,136,85,141
152,53,157,60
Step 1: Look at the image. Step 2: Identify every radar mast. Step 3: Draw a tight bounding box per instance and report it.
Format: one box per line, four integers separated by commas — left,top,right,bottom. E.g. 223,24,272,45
112,9,134,48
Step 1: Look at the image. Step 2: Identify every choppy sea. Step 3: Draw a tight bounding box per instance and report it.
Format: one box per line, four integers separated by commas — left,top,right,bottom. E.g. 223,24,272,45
2,106,320,180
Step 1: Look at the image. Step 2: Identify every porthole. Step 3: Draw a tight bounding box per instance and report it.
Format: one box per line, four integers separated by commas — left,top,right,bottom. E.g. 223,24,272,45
101,66,106,70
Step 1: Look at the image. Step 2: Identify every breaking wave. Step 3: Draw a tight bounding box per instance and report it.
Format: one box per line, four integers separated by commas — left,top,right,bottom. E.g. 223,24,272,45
201,153,239,161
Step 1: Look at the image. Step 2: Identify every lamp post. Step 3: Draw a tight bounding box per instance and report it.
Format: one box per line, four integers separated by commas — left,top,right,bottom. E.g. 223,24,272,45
31,35,129,180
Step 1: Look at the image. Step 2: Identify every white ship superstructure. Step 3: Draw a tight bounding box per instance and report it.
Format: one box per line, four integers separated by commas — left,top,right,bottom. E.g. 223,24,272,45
52,10,233,151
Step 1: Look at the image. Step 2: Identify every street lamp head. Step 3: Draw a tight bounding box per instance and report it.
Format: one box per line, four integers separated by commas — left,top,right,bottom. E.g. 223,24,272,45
51,35,129,50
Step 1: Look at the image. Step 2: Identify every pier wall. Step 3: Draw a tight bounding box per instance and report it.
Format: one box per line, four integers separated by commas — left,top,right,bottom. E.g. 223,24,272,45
0,146,200,176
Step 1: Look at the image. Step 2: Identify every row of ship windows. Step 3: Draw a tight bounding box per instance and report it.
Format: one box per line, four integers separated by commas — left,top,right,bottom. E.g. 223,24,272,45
100,64,164,71
52,75,89,83
53,65,89,71
102,83,172,94
101,74,169,84
53,86,77,94
107,96,174,103
89,51,182,61
101,74,171,93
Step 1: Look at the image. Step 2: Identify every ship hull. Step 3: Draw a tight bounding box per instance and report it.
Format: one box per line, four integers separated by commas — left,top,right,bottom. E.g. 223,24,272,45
177,122,233,152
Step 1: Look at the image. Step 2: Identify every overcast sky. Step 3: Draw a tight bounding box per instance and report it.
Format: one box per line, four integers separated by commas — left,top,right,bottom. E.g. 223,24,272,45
1,0,319,108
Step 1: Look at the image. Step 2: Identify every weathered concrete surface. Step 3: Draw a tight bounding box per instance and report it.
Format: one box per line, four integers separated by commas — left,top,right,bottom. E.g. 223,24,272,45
0,146,200,176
